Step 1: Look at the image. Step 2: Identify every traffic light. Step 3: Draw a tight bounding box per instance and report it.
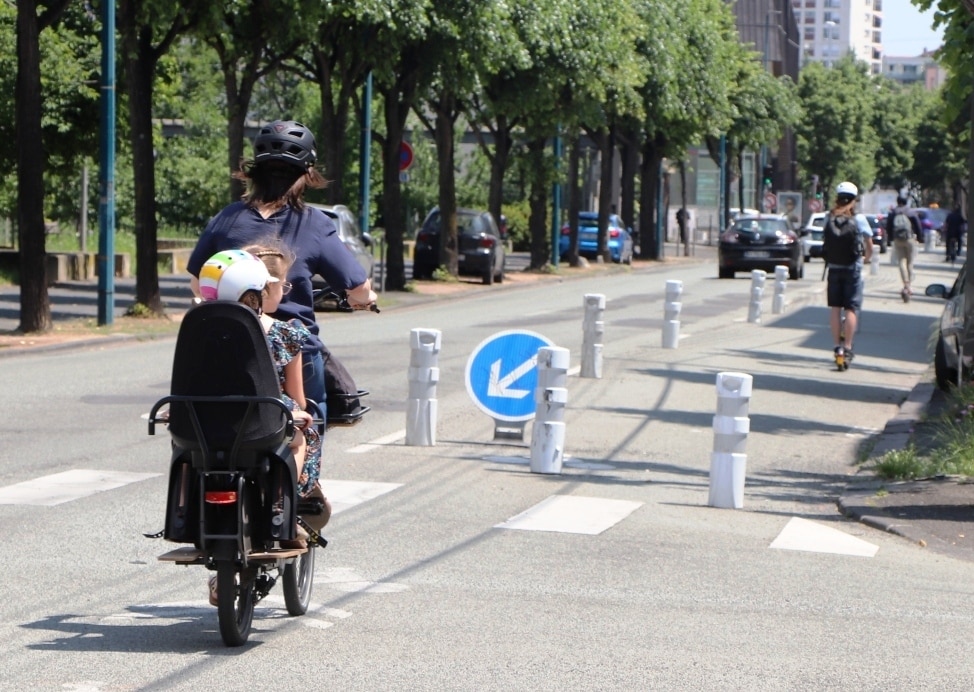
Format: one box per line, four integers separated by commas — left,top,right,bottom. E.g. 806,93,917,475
762,165,774,189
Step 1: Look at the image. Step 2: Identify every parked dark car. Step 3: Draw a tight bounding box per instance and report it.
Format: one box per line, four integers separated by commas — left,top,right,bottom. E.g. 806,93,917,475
308,203,375,311
916,207,949,244
718,214,803,280
413,207,506,285
926,268,970,390
558,211,634,264
862,213,887,253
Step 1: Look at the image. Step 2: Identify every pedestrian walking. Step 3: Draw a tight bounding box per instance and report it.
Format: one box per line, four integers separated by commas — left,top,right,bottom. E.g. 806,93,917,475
886,195,921,301
944,204,966,264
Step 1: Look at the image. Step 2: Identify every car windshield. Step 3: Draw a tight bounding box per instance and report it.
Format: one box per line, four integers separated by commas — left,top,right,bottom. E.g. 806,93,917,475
732,219,788,234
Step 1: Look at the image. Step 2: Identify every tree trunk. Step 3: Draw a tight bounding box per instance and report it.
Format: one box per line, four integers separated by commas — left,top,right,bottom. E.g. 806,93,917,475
313,45,356,205
619,126,638,236
487,115,513,228
639,138,662,261
596,125,615,263
121,11,163,314
15,0,51,333
526,137,548,269
434,92,458,276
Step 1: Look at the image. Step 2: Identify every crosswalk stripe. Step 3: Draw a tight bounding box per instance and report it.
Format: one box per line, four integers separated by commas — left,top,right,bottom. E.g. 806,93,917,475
0,469,160,506
495,495,643,535
770,517,879,557
323,479,402,515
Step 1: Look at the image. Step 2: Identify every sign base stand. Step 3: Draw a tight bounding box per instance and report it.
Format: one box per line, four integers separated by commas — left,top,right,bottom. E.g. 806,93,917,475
493,420,526,441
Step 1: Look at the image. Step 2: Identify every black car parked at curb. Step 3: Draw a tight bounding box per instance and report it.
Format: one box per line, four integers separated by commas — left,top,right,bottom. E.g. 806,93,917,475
412,207,506,285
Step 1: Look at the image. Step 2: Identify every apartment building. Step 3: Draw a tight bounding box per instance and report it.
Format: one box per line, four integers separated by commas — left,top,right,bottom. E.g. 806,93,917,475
793,0,884,74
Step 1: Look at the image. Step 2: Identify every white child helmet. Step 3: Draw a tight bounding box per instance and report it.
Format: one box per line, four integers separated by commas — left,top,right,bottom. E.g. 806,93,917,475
198,249,276,302
835,181,858,198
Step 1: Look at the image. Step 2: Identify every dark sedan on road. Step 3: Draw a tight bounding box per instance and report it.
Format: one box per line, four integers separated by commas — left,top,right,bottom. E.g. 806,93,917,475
718,215,803,280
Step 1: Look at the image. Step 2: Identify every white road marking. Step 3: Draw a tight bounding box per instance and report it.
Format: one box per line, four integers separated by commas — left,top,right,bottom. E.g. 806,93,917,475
770,517,879,557
567,365,581,377
496,495,643,535
347,428,406,453
318,567,410,593
323,479,402,515
0,469,160,506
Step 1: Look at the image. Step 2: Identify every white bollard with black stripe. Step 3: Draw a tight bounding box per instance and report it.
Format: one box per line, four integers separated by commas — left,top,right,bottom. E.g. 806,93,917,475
581,294,604,378
747,270,766,324
708,372,753,509
662,280,682,349
405,328,441,446
530,346,570,474
772,266,788,314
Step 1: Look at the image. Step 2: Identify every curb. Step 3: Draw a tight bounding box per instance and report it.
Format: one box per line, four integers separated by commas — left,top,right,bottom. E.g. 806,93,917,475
836,378,938,547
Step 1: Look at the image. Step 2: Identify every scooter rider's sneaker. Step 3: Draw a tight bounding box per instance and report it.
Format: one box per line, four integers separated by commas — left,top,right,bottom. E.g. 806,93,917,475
901,287,911,303
843,349,853,370
834,346,845,371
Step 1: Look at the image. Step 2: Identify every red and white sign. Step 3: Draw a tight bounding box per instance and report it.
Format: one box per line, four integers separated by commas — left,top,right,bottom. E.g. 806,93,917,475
808,199,822,213
399,141,414,171
763,192,778,213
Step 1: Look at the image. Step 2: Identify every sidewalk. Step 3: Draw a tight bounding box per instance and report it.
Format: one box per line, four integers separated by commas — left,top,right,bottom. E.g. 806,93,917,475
838,381,974,563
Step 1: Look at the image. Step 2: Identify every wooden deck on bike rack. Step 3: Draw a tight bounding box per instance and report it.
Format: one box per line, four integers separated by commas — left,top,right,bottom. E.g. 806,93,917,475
158,546,307,563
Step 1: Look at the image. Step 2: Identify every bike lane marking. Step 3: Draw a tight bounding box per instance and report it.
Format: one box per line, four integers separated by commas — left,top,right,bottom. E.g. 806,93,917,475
495,495,643,535
770,517,878,557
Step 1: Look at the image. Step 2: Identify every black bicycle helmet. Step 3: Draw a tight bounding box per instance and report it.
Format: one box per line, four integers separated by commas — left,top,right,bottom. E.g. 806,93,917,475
252,120,317,169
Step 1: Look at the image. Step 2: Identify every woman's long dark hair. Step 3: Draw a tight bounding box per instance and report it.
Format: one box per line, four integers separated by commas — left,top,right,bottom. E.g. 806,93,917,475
234,160,328,210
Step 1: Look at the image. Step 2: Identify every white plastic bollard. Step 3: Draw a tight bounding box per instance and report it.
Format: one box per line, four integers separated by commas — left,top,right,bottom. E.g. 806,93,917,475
581,294,605,378
870,250,880,276
405,328,441,446
708,372,752,509
662,280,682,349
924,229,935,253
889,243,898,265
530,346,570,474
771,266,788,314
747,270,766,324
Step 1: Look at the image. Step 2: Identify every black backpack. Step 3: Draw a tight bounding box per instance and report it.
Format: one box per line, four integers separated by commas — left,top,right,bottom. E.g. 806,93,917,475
822,214,863,266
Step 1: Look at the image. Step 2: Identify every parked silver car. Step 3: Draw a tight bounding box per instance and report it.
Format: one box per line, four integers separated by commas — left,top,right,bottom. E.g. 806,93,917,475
308,203,375,311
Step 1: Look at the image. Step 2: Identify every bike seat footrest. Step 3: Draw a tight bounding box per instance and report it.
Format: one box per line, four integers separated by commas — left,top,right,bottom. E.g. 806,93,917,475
158,547,204,564
248,547,307,560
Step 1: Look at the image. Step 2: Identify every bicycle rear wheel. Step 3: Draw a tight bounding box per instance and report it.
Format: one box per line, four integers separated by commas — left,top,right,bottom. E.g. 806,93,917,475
217,562,255,646
282,547,315,615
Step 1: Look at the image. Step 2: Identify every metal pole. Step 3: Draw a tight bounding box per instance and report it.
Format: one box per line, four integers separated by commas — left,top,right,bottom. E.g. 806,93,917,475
551,132,562,266
718,135,727,235
358,72,372,236
97,0,115,326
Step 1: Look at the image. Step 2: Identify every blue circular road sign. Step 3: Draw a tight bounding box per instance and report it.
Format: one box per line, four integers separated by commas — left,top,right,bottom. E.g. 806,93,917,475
465,330,554,422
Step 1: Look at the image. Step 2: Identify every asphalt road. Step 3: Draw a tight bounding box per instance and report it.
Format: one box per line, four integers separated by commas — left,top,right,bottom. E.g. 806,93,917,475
1,247,973,689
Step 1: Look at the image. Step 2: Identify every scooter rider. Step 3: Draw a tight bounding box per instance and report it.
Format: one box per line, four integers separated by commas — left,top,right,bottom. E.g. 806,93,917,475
187,119,376,406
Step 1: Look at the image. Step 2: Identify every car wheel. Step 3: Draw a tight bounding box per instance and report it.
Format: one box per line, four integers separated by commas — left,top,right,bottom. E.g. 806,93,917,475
935,336,957,391
879,239,887,254
804,254,810,262
790,260,802,281
718,267,734,279
482,265,494,286
495,260,504,284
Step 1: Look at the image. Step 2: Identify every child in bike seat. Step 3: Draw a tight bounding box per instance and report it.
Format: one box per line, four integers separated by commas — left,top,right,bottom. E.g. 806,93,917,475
198,248,322,499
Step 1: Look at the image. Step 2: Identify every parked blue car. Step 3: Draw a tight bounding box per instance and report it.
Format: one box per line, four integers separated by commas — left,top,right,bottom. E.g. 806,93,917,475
559,211,634,264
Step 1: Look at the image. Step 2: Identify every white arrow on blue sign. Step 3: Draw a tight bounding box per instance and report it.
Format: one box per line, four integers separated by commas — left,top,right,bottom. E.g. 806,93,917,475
465,330,555,422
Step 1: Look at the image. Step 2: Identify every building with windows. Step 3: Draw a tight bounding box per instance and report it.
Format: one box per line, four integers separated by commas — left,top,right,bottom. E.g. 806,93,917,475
884,49,946,89
794,0,884,74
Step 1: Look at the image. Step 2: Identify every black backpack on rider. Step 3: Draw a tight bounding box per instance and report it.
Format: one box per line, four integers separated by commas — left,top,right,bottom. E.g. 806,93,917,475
822,213,863,266
321,344,371,426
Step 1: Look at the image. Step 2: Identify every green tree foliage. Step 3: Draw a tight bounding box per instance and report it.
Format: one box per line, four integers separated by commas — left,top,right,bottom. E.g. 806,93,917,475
871,81,925,190
795,57,878,205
